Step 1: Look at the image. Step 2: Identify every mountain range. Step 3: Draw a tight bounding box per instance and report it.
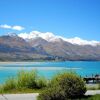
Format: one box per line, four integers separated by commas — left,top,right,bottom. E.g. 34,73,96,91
0,31,100,61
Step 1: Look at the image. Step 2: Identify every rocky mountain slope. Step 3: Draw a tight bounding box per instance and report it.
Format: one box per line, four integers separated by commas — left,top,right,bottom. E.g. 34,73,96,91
0,32,100,61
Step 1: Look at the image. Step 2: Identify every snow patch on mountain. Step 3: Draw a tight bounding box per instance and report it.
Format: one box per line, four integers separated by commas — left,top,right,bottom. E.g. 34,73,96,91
18,31,100,46
7,32,18,37
63,37,100,46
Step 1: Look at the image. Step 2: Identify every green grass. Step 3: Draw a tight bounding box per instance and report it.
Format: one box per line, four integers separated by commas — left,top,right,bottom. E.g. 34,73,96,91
0,88,43,94
86,84,100,90
89,94,100,100
79,94,100,100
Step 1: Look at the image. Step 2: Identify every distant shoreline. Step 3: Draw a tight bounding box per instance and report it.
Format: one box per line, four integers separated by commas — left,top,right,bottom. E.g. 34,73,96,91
0,60,100,65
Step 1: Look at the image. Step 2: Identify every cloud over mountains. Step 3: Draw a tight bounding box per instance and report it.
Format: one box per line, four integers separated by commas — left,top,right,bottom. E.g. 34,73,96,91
0,24,24,31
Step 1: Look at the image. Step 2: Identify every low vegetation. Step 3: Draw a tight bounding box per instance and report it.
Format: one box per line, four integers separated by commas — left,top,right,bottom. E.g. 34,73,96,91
0,70,99,100
86,84,100,90
80,95,100,100
38,72,86,100
0,70,47,93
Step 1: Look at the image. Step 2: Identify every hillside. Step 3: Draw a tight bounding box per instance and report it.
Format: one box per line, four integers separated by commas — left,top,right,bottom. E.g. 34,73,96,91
0,33,100,61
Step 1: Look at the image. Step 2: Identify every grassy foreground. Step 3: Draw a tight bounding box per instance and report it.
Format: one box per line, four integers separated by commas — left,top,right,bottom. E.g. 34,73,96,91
0,70,47,94
79,95,100,100
0,70,100,100
86,84,100,90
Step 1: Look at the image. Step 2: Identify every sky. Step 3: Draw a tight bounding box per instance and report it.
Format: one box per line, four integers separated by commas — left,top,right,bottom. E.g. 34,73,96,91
0,0,100,41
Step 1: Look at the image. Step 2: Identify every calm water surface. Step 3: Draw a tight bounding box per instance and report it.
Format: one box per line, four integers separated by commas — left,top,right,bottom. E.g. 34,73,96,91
0,61,100,83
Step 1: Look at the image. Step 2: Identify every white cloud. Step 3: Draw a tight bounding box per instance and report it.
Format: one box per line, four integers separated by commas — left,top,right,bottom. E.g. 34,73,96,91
0,24,24,31
18,30,100,46
0,24,11,29
12,26,24,31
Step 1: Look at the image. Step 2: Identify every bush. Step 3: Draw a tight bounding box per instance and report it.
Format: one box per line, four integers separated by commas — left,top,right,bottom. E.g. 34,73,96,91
2,78,16,91
38,72,86,100
36,76,47,89
38,86,65,100
17,70,38,89
0,69,47,93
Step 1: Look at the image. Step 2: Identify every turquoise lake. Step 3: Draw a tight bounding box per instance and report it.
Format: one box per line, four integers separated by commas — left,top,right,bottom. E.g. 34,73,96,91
0,61,100,83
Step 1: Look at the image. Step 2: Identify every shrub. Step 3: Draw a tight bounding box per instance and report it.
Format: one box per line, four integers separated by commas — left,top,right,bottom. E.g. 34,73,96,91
17,70,38,89
38,86,65,100
0,69,48,93
2,78,16,91
36,76,47,89
38,72,86,100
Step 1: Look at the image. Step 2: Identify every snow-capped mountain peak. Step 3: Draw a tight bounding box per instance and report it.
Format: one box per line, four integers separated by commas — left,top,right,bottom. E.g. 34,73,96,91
64,37,100,46
7,32,18,37
18,31,100,46
18,31,58,41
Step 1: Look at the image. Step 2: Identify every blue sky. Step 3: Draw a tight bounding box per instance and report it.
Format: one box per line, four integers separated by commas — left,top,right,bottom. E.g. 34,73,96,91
0,0,100,41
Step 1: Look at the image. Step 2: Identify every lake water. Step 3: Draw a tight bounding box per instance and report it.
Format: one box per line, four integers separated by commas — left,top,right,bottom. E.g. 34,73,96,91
0,61,100,83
